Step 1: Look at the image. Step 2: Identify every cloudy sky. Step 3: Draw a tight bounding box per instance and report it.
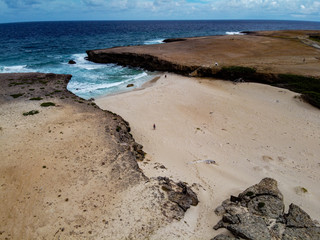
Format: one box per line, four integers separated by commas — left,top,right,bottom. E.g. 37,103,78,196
0,0,319,23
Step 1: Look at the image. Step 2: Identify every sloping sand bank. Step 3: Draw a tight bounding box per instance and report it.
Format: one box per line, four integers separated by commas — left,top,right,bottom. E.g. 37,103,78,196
96,73,320,239
0,73,194,239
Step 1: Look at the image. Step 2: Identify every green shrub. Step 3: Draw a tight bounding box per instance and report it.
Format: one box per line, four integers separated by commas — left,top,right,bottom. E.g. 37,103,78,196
277,74,320,92
245,191,254,197
40,102,55,107
23,110,39,116
29,97,43,101
301,91,320,109
309,35,320,42
258,202,265,208
216,66,257,81
10,93,24,98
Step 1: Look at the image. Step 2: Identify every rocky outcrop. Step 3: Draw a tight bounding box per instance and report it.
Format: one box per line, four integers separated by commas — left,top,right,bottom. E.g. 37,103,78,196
163,38,187,43
157,176,198,212
212,178,320,240
86,50,199,75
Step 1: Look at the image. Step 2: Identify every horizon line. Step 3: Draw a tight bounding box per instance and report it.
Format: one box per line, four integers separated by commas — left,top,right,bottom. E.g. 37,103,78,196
1,19,320,25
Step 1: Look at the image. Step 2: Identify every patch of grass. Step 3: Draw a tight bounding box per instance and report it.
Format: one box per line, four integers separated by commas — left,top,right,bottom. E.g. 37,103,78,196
301,91,320,108
245,191,254,197
309,35,320,43
9,82,25,86
29,97,43,101
10,93,24,98
40,102,55,107
276,74,320,108
23,110,39,116
216,66,257,81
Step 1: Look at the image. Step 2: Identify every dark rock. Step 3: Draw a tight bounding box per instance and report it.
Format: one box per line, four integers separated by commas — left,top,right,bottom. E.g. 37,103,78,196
282,226,320,240
247,195,284,218
226,213,271,240
230,195,241,203
211,234,238,240
212,178,319,240
68,60,76,64
158,178,198,212
163,38,187,43
222,213,240,224
127,83,134,88
285,204,316,228
238,178,283,202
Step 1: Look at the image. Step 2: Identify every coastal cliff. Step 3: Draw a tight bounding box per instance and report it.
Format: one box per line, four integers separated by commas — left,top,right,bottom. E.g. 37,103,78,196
87,30,320,77
87,30,320,108
0,72,198,239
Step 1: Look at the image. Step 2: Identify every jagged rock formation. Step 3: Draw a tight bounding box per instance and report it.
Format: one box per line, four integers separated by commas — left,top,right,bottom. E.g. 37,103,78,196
212,178,320,240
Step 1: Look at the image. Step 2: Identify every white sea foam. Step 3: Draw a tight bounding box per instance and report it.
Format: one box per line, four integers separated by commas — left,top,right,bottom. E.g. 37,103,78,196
144,39,165,45
70,81,123,94
226,31,244,35
69,53,108,70
0,65,32,73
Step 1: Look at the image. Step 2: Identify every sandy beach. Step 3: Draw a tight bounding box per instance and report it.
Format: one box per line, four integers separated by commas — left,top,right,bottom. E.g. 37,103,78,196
96,73,320,239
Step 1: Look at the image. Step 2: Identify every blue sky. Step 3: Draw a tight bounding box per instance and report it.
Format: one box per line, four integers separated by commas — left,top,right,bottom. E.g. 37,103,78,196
0,0,319,23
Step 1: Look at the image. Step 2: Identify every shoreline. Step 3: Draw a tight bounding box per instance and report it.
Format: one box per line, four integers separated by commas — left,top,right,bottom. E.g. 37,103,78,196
0,72,195,239
95,73,320,238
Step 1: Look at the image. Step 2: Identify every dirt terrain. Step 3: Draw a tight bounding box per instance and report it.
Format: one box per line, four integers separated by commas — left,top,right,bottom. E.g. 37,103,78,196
87,30,320,77
0,73,195,239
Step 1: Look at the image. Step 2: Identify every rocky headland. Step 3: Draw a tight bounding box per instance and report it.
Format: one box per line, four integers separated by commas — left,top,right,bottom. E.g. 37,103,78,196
87,30,320,108
86,30,320,78
0,73,197,239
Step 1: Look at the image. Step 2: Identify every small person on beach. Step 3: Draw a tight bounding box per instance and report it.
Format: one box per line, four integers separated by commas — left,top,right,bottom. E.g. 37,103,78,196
153,124,156,130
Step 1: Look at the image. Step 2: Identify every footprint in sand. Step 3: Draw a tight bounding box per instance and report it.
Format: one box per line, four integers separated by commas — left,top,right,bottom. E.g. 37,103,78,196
262,155,273,162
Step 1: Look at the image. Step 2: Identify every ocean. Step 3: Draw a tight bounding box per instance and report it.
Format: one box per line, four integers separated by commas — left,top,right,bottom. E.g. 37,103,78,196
1,20,320,99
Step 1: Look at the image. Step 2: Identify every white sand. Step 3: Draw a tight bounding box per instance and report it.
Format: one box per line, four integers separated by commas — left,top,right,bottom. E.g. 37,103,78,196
96,73,320,239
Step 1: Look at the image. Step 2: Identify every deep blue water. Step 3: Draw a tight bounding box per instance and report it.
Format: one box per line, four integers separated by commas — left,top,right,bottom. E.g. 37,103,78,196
1,20,320,99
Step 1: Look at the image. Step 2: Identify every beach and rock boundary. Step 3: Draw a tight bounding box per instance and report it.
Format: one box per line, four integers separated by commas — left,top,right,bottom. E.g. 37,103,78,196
87,30,320,108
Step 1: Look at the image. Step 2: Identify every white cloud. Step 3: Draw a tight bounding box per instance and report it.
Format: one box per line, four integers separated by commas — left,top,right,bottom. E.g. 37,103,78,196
0,0,319,23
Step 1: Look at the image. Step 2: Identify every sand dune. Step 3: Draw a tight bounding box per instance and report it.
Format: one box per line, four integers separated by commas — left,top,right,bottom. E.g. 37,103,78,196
96,73,320,239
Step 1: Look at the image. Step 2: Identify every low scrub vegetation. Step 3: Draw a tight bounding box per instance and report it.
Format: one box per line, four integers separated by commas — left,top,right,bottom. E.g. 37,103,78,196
23,110,39,116
10,93,24,98
40,102,56,107
276,74,320,109
29,97,43,101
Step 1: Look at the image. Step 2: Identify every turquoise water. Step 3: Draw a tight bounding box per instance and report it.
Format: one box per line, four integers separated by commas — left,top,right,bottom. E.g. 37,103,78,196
1,20,320,99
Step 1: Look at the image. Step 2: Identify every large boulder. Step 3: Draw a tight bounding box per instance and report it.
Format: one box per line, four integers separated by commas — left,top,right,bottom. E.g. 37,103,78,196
213,178,320,240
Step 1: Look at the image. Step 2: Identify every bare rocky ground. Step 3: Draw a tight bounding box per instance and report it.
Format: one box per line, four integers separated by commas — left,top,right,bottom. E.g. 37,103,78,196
0,73,197,239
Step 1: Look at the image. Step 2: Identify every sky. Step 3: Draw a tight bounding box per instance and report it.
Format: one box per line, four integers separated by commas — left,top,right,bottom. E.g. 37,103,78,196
0,0,320,23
